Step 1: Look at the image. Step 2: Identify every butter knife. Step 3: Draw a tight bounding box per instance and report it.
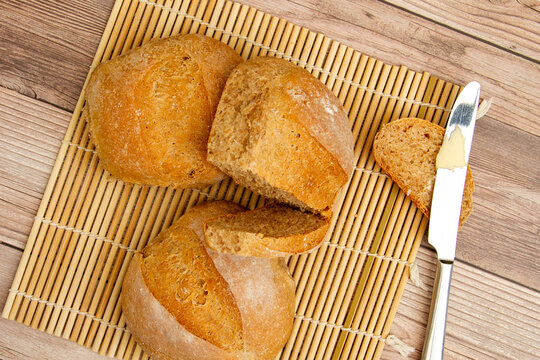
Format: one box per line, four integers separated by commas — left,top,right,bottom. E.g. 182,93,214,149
421,81,480,360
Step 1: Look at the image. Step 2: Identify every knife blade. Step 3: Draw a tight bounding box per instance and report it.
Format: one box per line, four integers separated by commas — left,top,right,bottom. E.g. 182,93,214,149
421,81,480,360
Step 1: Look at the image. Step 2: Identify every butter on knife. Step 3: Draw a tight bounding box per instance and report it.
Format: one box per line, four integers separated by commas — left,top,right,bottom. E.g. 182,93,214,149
436,126,467,170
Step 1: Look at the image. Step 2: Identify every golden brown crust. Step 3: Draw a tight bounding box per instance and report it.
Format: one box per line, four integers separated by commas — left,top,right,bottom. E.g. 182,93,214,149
85,34,242,188
207,56,354,213
122,254,236,360
141,225,243,351
204,204,330,257
121,201,295,360
372,118,474,225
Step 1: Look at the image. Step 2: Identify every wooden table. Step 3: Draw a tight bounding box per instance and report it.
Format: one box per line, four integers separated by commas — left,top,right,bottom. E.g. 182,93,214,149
1,1,538,359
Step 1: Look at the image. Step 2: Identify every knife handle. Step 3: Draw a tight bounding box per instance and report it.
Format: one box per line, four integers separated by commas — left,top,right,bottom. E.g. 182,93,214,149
421,260,454,360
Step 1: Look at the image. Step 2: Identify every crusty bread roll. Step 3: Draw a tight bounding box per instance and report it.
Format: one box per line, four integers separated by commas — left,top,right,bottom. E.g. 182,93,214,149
372,118,474,225
204,203,330,257
85,34,242,188
207,56,355,214
122,201,295,360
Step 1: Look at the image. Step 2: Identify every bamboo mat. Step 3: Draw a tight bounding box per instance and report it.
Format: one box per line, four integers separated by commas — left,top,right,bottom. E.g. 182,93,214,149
2,0,464,359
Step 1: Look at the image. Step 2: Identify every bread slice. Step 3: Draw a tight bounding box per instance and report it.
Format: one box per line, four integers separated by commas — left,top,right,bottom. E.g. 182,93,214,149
204,204,330,257
207,56,354,214
122,201,295,360
372,118,474,225
86,34,242,188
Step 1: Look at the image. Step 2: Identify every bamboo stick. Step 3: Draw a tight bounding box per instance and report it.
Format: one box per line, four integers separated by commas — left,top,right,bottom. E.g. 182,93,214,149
298,52,386,360
307,63,400,360
227,4,251,51
338,70,431,359
246,11,270,58
330,67,418,360
13,112,94,323
282,37,352,360
26,131,99,328
44,159,117,334
75,186,136,344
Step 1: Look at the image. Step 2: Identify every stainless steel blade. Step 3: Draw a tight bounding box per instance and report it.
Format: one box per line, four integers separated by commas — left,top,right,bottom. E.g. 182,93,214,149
421,81,480,360
428,81,480,261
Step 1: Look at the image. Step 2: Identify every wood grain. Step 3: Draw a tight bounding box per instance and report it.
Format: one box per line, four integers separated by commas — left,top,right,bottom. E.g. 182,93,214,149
458,114,540,289
0,1,538,359
384,0,540,62
0,0,537,289
235,0,540,136
389,247,540,360
0,0,114,111
1,0,539,135
0,243,107,360
0,87,70,249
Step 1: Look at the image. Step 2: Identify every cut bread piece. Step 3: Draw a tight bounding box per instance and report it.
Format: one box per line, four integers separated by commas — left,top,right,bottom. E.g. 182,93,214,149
204,204,330,257
207,56,354,214
373,118,474,225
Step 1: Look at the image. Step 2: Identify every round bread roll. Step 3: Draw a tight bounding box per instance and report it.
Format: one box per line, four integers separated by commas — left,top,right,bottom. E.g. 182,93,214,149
122,201,295,360
85,34,242,188
207,56,355,214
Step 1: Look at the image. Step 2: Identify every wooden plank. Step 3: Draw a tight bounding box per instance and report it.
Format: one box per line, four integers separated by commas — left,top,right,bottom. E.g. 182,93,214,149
0,2,538,359
0,244,107,360
234,0,540,136
1,0,538,135
0,0,537,289
0,0,114,111
0,87,70,249
457,114,540,289
384,0,540,62
387,246,540,360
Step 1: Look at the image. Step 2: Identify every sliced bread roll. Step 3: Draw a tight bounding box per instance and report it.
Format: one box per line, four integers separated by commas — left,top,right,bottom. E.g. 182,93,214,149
86,34,242,188
207,56,355,214
372,118,474,225
204,204,330,257
122,201,295,360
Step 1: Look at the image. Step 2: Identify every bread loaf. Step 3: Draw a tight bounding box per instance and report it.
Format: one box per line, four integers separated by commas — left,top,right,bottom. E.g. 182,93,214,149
122,201,295,360
372,118,474,225
204,203,330,257
207,56,355,214
85,34,242,188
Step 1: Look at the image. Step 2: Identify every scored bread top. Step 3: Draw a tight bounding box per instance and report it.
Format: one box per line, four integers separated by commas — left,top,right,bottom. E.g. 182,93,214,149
141,223,243,351
85,34,242,188
372,118,474,225
207,56,354,213
122,201,295,360
204,203,330,257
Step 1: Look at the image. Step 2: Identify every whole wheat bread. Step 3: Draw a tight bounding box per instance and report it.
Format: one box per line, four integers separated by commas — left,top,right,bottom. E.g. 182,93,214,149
204,203,330,257
207,56,354,214
85,34,242,188
372,118,474,225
